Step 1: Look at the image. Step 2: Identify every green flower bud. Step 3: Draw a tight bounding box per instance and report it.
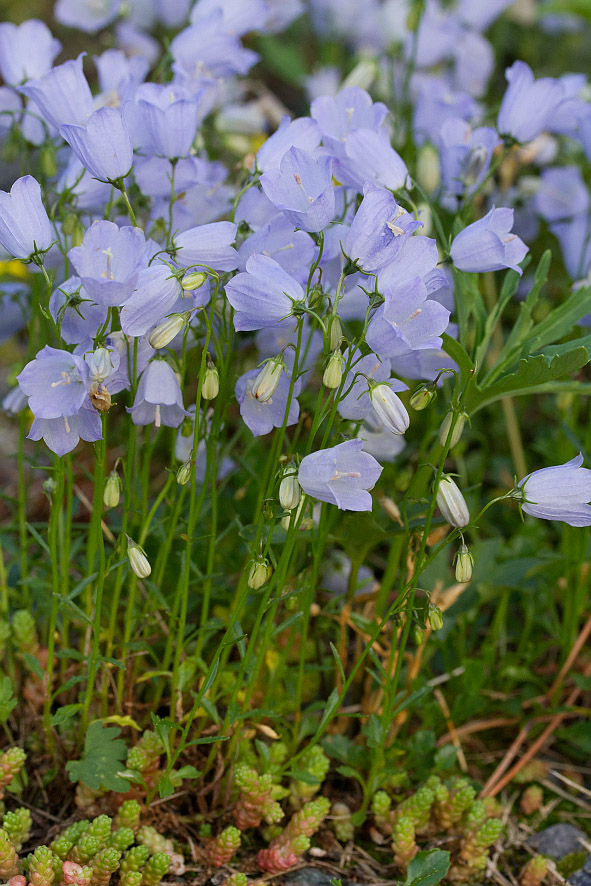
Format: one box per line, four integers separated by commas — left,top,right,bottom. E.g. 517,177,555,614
248,556,271,590
428,604,443,631
103,470,121,509
176,459,192,486
409,383,437,411
416,144,441,193
454,544,474,582
439,411,468,449
61,213,80,237
182,271,206,291
341,58,377,92
323,349,343,389
279,468,300,511
328,315,343,351
127,539,151,579
201,362,219,400
40,145,58,178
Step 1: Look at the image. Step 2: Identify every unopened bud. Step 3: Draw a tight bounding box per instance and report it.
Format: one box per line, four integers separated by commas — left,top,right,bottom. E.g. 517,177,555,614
89,347,115,382
40,144,58,178
279,469,300,511
436,475,470,528
454,543,473,582
439,411,467,449
61,213,80,237
416,144,441,193
281,495,306,530
43,477,57,497
103,470,120,509
341,58,377,92
328,316,343,351
182,271,207,291
409,382,436,411
89,382,112,412
127,538,151,579
428,604,443,631
369,383,409,435
323,349,343,389
463,146,489,186
413,625,424,646
176,460,192,486
149,313,189,349
202,360,219,400
70,218,85,247
252,357,284,402
248,556,271,590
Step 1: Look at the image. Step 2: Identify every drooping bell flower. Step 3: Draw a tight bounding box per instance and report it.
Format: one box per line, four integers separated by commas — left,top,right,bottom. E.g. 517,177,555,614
450,206,528,275
0,175,54,260
60,107,133,183
127,360,189,428
298,439,382,512
514,453,591,527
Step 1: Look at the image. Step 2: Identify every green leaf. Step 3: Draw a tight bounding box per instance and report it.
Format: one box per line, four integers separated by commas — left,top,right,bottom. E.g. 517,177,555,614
173,765,201,781
157,774,175,799
334,511,386,561
151,713,176,758
501,249,551,358
0,675,17,723
66,721,129,792
186,735,229,746
466,347,591,413
441,334,473,385
255,35,308,85
363,713,383,749
50,704,82,727
404,850,451,885
24,653,44,681
540,0,591,22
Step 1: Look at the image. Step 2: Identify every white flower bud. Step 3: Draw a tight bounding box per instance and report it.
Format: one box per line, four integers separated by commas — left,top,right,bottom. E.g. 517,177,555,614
281,495,306,530
202,365,219,400
323,349,343,389
416,143,441,193
127,538,151,578
89,347,115,382
328,315,343,351
463,146,489,186
182,271,207,291
176,460,192,486
248,557,271,589
436,475,470,528
341,58,377,92
454,543,474,582
279,469,300,511
439,411,467,449
103,470,120,509
369,383,409,435
252,358,284,402
149,313,190,349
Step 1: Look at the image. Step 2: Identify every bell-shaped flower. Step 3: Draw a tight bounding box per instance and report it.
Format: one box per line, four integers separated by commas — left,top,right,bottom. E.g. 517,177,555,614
0,175,54,259
0,19,61,86
255,115,320,172
298,438,382,512
68,220,147,307
366,277,450,359
123,82,202,159
55,0,121,32
17,346,90,419
28,403,102,456
60,107,133,183
311,87,388,144
237,215,317,285
412,77,477,148
497,61,567,144
120,265,183,337
439,118,500,198
235,367,300,437
170,10,258,81
19,55,94,130
359,411,406,463
345,182,422,273
331,128,409,191
450,206,528,275
515,453,591,527
260,147,335,233
225,254,304,332
127,360,189,428
175,221,238,271
436,475,470,528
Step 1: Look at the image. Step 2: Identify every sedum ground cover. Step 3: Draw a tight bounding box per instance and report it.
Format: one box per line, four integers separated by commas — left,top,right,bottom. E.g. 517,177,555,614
0,0,590,883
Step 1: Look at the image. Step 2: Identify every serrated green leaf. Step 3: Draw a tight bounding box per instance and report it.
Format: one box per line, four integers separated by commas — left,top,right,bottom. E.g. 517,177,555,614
466,347,591,413
24,653,44,681
404,849,451,885
441,333,473,384
157,774,175,799
66,721,129,792
50,704,82,727
0,675,17,723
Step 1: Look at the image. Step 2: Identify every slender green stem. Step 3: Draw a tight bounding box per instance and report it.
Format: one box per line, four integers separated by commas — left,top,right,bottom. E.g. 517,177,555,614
43,457,65,754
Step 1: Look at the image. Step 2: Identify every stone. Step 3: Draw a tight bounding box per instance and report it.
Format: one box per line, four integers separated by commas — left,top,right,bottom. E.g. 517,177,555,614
283,868,354,886
528,824,587,859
